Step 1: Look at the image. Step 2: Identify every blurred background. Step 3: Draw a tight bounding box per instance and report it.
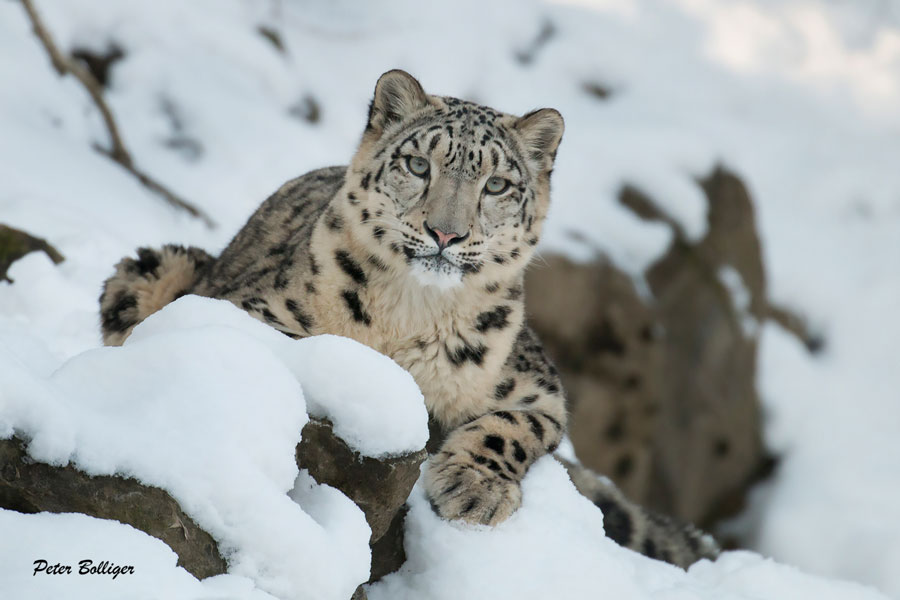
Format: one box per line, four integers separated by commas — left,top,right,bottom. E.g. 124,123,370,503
1,0,898,596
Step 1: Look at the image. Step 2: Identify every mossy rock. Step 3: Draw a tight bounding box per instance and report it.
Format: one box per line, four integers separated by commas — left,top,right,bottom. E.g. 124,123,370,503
0,224,64,282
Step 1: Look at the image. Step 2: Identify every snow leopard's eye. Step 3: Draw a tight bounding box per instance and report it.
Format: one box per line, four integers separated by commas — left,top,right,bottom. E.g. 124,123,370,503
406,156,430,177
484,176,510,195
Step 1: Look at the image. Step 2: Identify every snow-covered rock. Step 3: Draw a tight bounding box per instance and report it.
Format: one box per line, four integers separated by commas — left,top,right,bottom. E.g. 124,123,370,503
0,313,373,599
128,296,429,458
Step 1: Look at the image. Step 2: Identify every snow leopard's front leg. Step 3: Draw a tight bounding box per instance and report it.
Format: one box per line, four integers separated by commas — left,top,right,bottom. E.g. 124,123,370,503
424,326,567,525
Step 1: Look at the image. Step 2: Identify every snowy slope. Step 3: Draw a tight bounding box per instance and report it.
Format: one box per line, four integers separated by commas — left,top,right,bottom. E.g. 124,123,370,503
1,0,899,598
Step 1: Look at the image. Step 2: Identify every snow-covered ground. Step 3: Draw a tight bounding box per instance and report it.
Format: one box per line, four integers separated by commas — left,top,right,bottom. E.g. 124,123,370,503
1,0,899,598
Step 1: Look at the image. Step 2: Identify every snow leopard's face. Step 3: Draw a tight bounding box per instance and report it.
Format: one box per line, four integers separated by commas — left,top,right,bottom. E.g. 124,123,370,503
347,70,563,290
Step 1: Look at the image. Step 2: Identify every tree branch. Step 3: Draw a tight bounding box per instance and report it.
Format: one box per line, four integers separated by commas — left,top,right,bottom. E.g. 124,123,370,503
20,0,216,229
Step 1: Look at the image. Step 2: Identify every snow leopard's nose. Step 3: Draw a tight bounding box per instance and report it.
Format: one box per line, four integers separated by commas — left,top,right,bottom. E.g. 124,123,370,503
424,222,469,251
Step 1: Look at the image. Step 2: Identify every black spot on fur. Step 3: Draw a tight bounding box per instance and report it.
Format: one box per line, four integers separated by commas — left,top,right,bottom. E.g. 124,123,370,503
461,261,482,275
526,414,545,442
485,459,503,473
134,248,161,275
334,250,367,286
361,208,370,223
535,377,560,394
494,378,516,400
445,341,487,367
485,281,500,293
441,481,461,497
261,308,284,326
520,394,538,405
493,411,518,424
241,296,263,307
642,538,658,559
512,440,527,463
542,413,563,431
483,435,505,455
102,292,137,333
460,498,479,514
506,287,523,301
341,290,371,325
367,254,389,272
596,499,633,547
360,172,371,190
284,298,313,331
475,305,512,333
472,454,489,465
514,354,532,373
373,226,385,240
325,209,343,231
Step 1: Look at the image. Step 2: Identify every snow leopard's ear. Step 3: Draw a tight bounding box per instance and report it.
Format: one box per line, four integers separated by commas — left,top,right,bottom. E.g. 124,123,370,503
514,108,565,172
367,70,430,134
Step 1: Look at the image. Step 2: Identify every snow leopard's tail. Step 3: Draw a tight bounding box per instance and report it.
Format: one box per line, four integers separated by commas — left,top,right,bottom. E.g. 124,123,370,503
558,457,720,568
99,245,214,346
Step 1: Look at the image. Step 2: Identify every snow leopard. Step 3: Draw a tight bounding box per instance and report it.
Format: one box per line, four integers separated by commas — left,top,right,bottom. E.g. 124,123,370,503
99,70,718,568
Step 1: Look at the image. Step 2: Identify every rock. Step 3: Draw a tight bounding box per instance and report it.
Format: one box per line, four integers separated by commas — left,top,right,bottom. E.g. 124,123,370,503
0,436,226,579
351,585,368,600
369,505,409,582
296,418,427,581
1,416,426,592
526,165,770,528
525,255,661,504
0,224,64,282
642,167,769,525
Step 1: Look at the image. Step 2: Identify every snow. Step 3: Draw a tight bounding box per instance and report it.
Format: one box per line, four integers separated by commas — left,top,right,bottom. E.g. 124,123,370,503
127,296,429,458
0,510,278,600
0,313,372,599
368,458,890,600
2,0,899,598
718,266,759,337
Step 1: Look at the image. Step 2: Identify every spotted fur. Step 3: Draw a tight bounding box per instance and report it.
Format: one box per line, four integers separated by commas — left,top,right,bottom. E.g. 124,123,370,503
99,245,213,346
99,70,717,568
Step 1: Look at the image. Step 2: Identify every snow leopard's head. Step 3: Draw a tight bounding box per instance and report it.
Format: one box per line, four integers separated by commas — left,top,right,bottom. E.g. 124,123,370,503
346,70,563,290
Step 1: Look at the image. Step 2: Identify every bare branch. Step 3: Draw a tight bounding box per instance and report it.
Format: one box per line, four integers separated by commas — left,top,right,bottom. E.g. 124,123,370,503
766,302,825,354
20,0,216,228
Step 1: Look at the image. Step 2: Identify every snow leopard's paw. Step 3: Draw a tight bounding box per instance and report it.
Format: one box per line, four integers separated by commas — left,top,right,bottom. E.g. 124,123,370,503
424,449,522,526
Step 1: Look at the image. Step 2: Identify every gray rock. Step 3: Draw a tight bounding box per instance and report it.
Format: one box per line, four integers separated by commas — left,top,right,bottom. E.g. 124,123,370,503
526,165,771,528
296,418,426,582
1,415,427,593
0,436,226,579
